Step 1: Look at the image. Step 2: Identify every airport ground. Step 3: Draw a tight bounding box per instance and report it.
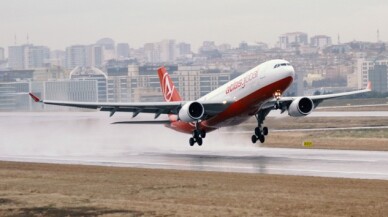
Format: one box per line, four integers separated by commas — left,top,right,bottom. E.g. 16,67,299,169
0,161,388,217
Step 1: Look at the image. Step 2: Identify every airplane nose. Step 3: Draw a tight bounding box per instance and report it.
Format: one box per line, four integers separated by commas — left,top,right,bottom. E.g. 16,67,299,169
287,66,295,79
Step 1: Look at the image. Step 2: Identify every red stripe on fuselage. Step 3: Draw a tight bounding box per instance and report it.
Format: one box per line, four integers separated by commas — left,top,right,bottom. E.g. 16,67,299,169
167,76,293,134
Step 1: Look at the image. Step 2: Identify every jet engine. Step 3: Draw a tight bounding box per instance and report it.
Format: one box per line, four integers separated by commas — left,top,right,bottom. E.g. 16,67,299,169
288,97,314,117
179,101,205,122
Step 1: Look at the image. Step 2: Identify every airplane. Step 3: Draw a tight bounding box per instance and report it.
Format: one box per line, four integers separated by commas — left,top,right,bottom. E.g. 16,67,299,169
29,59,371,146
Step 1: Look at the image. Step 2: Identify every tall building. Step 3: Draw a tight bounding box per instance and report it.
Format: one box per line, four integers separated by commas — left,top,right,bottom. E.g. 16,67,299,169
144,43,160,63
311,35,332,48
28,46,50,68
117,43,130,59
368,65,387,93
8,45,27,69
86,45,104,68
355,56,388,89
66,45,87,69
158,39,176,62
177,42,191,57
8,44,50,69
0,47,4,61
278,32,308,49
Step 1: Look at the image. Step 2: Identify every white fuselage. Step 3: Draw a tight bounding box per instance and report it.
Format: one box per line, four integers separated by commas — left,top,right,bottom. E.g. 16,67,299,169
170,59,295,133
199,59,295,103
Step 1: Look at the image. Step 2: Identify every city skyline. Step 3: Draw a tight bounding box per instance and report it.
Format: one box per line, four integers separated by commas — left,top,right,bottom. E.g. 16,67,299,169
0,0,387,51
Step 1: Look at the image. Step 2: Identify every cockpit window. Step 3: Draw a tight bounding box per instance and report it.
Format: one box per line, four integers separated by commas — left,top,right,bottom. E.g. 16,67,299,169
274,63,291,68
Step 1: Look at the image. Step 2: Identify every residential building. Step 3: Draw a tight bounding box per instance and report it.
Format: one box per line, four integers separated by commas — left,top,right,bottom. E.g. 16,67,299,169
159,39,176,62
177,42,191,57
66,45,87,69
0,69,34,82
28,46,50,68
355,56,388,90
368,65,387,93
311,35,332,48
278,32,308,49
144,43,160,63
69,66,108,102
87,45,104,68
8,44,49,69
43,79,98,111
8,45,27,69
0,82,30,111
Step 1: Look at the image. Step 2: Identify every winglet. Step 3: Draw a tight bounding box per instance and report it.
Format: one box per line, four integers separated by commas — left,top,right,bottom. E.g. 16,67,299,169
366,81,372,90
29,92,41,102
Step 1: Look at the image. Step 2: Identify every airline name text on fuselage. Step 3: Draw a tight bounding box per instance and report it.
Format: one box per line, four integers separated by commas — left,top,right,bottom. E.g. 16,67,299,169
226,70,258,94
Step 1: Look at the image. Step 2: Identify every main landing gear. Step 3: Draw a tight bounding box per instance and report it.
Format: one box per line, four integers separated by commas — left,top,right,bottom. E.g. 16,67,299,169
251,109,270,144
189,121,206,146
252,90,283,144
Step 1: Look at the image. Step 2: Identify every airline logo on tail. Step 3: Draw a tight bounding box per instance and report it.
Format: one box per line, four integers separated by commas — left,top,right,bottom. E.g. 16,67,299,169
157,67,182,102
162,73,174,102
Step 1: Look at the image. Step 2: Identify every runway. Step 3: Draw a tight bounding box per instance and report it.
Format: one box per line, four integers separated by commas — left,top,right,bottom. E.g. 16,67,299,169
1,112,388,180
2,148,388,180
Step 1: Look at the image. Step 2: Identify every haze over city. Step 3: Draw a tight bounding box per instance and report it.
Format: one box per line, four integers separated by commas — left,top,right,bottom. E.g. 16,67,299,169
0,0,386,50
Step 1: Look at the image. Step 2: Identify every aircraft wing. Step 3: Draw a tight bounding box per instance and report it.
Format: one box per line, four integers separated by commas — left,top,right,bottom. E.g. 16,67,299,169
28,93,231,118
261,81,372,111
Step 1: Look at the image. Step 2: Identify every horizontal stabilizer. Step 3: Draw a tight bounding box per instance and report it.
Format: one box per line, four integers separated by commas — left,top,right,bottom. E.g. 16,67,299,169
112,120,171,125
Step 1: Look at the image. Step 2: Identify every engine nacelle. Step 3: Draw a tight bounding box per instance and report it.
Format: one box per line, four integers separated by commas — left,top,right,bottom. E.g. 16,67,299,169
288,97,314,117
178,101,205,122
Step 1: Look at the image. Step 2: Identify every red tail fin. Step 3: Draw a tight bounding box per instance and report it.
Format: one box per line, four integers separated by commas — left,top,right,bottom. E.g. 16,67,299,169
157,67,182,102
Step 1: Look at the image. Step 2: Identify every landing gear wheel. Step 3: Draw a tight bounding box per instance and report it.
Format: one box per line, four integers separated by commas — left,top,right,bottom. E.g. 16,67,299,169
259,135,265,143
263,127,268,136
197,137,203,146
251,135,257,144
200,130,206,138
255,127,261,136
189,138,195,146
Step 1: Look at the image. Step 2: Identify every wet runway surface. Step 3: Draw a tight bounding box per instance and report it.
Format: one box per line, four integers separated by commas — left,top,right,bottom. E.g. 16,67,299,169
2,148,388,180
1,112,388,180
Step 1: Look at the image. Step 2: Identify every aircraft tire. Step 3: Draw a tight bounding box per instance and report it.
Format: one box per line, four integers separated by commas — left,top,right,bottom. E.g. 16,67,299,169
251,135,257,143
255,127,261,136
263,127,268,136
189,138,195,146
259,135,265,143
197,137,203,146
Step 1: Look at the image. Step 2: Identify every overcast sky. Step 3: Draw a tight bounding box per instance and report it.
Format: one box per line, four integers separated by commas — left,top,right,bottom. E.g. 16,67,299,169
0,0,386,50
